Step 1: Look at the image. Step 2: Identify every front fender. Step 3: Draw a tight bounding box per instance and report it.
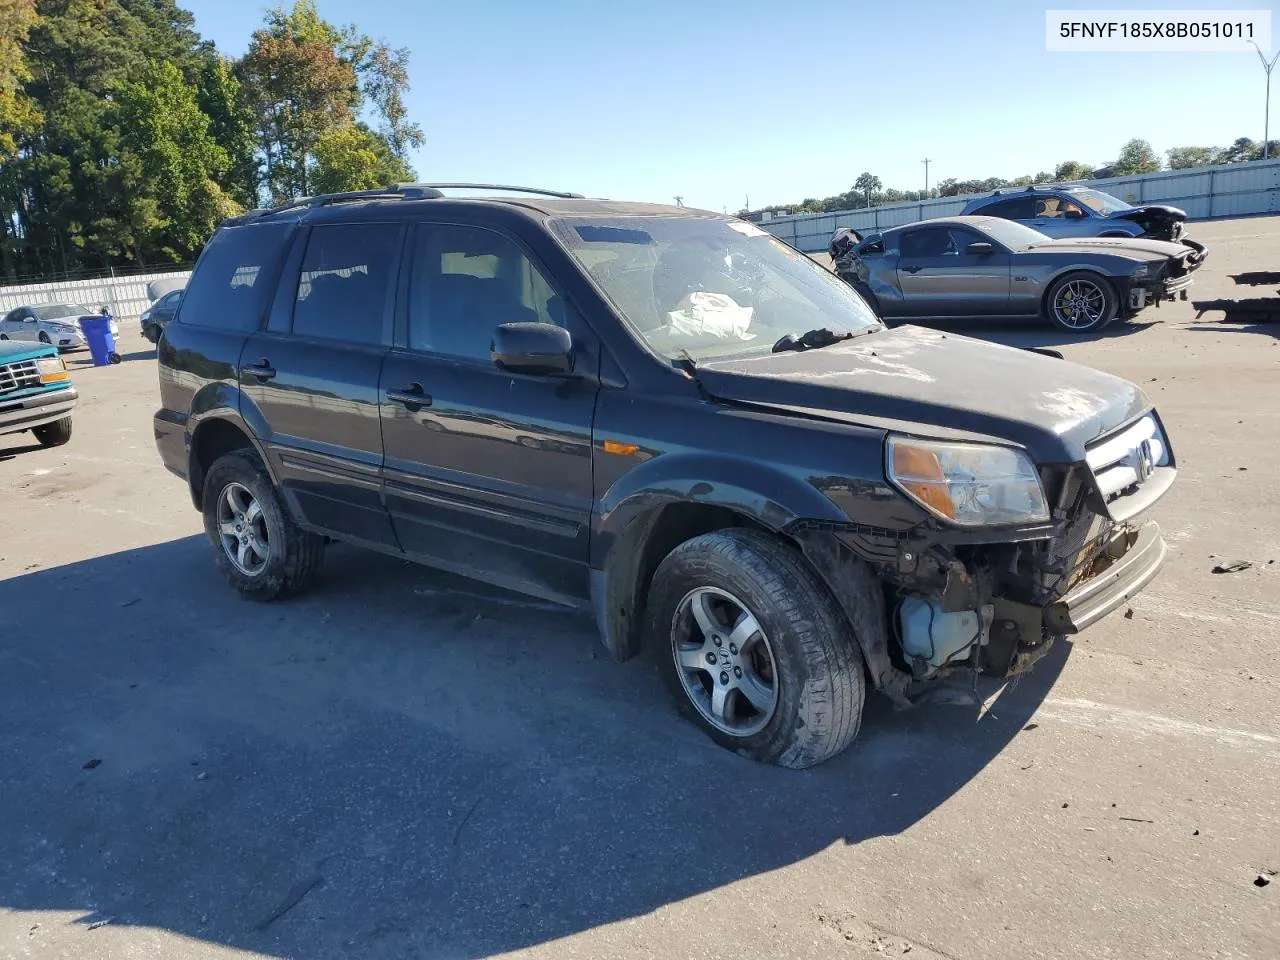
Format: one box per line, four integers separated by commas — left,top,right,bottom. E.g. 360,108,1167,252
592,451,849,568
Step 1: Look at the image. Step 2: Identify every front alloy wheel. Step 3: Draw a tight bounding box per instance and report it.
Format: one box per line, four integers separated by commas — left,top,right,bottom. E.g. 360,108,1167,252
1046,271,1118,333
672,586,778,737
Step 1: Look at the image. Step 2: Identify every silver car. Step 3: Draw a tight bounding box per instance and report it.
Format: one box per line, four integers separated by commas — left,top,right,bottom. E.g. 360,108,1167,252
829,216,1207,333
0,303,120,350
960,185,1206,255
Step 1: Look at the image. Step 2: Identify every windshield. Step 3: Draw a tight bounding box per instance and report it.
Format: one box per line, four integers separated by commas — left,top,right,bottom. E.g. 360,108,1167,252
971,218,1052,250
32,304,96,321
1071,189,1133,216
550,216,880,363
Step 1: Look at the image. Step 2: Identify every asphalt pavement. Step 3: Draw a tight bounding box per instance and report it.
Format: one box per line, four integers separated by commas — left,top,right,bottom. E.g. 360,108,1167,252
1,215,1278,959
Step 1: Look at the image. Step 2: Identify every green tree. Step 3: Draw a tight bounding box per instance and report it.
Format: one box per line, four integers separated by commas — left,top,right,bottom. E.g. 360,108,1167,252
1053,160,1093,181
197,54,259,207
854,171,881,207
1166,145,1223,169
239,0,362,203
361,41,422,161
117,59,242,260
1112,138,1160,176
311,122,411,193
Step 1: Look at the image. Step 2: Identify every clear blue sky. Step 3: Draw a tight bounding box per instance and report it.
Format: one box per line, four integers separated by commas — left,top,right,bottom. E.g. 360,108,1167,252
180,0,1280,211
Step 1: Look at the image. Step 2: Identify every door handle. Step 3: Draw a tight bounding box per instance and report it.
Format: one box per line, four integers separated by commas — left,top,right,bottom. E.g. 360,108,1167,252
901,266,922,274
388,383,431,408
245,359,276,381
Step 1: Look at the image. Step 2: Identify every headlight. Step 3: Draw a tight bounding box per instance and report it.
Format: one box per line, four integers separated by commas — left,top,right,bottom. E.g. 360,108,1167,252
886,436,1049,526
36,355,70,384
1131,264,1149,278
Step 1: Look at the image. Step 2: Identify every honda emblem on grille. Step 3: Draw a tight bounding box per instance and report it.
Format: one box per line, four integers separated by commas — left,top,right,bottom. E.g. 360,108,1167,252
1135,439,1155,482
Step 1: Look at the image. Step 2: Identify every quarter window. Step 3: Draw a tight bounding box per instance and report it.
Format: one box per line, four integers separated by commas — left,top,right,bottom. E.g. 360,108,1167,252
408,223,565,360
292,223,401,345
178,222,293,332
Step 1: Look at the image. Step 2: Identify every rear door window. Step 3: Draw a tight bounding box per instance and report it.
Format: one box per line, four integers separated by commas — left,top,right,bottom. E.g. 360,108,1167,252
178,222,293,331
291,222,402,345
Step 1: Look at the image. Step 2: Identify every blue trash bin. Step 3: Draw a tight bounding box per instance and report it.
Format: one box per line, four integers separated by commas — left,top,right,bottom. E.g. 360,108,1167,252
79,315,117,367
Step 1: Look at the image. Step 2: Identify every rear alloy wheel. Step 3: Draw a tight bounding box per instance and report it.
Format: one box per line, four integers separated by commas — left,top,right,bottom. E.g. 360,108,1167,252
1045,271,1118,333
202,450,324,600
648,528,865,768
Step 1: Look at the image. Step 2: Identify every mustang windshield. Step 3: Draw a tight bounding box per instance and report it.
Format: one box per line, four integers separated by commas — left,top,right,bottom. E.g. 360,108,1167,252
550,216,880,362
1072,189,1133,216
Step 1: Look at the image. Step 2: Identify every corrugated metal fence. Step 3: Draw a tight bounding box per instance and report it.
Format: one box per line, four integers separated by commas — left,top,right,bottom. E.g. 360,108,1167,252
762,157,1280,252
0,270,191,320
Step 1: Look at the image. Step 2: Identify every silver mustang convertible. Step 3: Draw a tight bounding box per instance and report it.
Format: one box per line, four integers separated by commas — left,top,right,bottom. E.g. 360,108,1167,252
829,215,1208,333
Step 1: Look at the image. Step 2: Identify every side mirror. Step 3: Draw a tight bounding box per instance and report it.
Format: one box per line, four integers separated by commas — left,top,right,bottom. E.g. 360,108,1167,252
491,322,573,376
966,241,995,256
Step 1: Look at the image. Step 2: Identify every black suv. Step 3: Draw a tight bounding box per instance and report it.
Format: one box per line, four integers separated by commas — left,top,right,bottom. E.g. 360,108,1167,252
154,183,1175,768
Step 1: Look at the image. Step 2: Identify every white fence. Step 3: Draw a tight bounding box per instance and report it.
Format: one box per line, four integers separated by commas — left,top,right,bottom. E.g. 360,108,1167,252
761,157,1280,252
0,270,191,320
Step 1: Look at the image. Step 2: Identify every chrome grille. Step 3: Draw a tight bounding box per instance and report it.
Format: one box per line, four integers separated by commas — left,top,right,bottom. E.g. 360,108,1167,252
1085,414,1169,503
0,358,40,395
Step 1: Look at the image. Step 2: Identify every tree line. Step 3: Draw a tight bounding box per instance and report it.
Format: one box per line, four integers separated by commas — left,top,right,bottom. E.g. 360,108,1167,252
753,136,1278,219
0,0,424,282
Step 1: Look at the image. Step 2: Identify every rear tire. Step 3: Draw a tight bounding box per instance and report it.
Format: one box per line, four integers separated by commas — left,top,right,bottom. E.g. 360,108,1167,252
647,528,865,768
1044,271,1119,333
33,417,72,447
201,450,324,601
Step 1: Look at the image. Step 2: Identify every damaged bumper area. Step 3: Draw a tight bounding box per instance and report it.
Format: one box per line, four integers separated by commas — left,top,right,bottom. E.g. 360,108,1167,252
811,412,1176,694
1124,243,1207,312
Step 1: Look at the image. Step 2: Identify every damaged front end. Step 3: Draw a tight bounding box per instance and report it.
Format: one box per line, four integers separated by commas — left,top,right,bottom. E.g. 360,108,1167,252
866,412,1175,689
1124,245,1209,314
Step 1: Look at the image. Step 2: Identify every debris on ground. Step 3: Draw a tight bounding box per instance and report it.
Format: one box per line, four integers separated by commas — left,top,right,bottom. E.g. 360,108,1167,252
1212,560,1253,574
87,917,114,930
1119,817,1154,823
1193,829,1200,836
256,874,324,930
196,771,209,781
81,758,101,770
1124,607,1134,619
1255,874,1272,888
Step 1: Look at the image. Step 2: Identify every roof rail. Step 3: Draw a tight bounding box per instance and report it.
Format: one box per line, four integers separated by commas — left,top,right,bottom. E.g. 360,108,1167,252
401,182,585,199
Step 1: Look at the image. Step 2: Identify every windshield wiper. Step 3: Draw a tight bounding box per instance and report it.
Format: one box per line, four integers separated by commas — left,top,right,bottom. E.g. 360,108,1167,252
771,327,870,353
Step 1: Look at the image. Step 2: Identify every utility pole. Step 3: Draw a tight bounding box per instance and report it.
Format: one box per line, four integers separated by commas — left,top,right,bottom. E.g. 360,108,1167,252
673,195,684,207
921,158,932,198
1250,41,1280,159
744,194,750,213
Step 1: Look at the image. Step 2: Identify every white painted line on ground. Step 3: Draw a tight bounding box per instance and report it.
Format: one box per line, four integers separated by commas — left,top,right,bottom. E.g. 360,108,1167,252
1039,696,1280,755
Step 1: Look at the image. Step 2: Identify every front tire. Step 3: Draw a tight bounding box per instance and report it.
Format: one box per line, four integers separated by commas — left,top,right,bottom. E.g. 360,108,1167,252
33,417,72,447
647,528,865,768
38,332,51,344
201,450,324,601
1044,271,1118,333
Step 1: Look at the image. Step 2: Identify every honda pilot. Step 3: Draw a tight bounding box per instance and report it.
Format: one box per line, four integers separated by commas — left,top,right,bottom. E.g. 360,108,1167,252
153,184,1175,768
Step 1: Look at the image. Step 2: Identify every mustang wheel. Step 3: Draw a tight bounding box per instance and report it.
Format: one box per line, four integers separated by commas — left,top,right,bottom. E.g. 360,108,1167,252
1045,271,1118,333
647,528,865,768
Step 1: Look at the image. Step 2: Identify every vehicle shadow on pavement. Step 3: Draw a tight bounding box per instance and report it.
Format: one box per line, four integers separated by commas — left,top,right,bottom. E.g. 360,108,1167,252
0,441,44,463
0,535,1067,959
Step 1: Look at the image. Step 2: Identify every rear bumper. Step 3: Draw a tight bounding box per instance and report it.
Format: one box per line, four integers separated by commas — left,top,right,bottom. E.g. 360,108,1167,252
1043,521,1167,634
153,409,189,482
0,385,77,434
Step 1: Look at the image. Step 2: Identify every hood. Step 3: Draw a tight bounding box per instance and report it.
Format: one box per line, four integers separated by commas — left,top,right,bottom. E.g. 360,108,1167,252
694,325,1149,463
1025,235,1189,261
0,339,58,361
1111,203,1186,223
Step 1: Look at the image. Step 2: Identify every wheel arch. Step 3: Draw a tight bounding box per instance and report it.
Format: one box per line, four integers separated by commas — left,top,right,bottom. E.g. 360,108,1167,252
186,383,276,510
589,454,876,669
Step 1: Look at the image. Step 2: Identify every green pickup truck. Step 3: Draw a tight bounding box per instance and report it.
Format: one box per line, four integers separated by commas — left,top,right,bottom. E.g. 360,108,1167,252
0,339,76,448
